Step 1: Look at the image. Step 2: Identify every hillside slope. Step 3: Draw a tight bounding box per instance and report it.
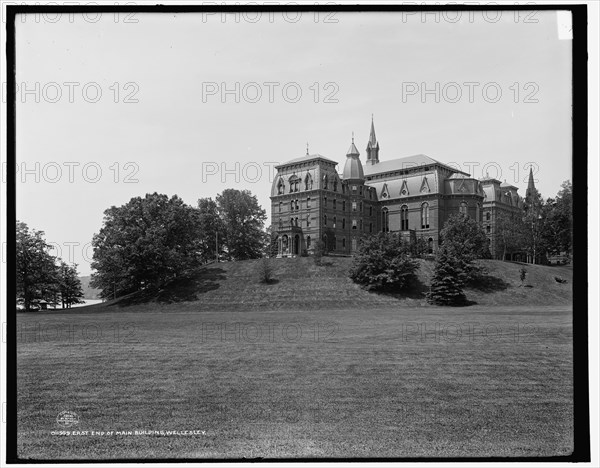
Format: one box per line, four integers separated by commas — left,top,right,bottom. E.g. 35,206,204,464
82,257,572,313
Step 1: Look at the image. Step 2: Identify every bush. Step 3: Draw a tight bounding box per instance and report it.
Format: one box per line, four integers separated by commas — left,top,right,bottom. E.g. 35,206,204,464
313,240,326,266
349,233,420,292
257,257,275,284
519,267,527,285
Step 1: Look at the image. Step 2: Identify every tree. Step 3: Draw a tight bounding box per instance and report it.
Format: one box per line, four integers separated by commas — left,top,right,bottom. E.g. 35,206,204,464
440,213,490,265
541,180,572,258
522,186,547,264
426,247,468,306
91,193,204,298
58,262,84,308
197,197,226,263
16,221,59,310
215,189,267,260
494,211,526,261
349,233,420,292
426,213,489,306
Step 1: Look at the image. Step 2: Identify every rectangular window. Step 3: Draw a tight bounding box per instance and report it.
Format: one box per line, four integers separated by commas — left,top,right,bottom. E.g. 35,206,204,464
333,199,337,210
352,219,357,230
352,202,357,212
307,197,311,208
352,185,357,193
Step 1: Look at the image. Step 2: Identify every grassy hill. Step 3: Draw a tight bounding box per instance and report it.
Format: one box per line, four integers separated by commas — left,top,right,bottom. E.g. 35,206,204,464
81,257,572,313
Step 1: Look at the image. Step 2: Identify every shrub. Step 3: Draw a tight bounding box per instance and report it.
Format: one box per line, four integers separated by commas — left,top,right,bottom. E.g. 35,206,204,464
313,240,326,266
519,267,527,285
257,257,275,284
349,233,420,292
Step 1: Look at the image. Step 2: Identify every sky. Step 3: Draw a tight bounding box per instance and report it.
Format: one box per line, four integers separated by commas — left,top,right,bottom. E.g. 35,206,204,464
12,9,573,275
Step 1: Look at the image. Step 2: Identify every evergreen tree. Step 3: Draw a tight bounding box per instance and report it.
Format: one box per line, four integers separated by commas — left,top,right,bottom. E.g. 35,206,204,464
426,247,468,306
426,213,488,306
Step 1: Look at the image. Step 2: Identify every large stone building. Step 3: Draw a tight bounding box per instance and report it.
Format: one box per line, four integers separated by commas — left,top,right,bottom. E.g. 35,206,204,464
270,118,529,259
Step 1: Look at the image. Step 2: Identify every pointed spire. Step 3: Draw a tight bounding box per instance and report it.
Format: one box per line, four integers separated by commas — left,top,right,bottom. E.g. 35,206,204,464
366,115,380,165
527,167,535,193
369,114,377,146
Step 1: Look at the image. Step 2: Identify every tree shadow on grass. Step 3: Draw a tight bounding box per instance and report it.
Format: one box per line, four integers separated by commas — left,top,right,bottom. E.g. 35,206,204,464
466,273,510,292
370,277,430,300
258,278,280,285
116,267,227,306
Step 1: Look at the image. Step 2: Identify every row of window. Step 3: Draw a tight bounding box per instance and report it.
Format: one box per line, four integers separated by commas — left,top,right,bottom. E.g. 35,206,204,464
276,175,376,199
280,216,374,232
279,198,375,215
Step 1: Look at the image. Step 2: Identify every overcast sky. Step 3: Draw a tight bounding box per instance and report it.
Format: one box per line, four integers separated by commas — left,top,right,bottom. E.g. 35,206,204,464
13,9,572,275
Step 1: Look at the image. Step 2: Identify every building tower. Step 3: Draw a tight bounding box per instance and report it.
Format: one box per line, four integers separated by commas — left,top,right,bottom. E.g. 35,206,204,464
343,134,367,253
365,115,380,165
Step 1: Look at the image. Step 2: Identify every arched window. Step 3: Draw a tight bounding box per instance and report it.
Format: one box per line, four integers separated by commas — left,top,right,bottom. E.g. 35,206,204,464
428,237,434,254
290,200,294,211
382,208,389,232
459,202,468,215
333,179,338,192
342,238,346,248
295,217,298,226
342,218,346,229
306,236,311,249
324,197,327,208
369,206,373,216
323,214,327,226
277,178,285,195
323,174,328,190
307,197,311,208
279,201,282,213
290,218,294,227
279,218,283,229
306,215,311,227
333,199,337,210
333,216,337,228
476,203,480,220
486,212,491,221
295,199,299,210
369,222,373,233
486,225,491,234
342,201,346,212
401,205,409,231
421,203,430,229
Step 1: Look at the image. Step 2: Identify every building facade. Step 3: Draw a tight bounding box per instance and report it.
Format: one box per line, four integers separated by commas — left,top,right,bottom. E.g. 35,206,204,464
270,118,528,258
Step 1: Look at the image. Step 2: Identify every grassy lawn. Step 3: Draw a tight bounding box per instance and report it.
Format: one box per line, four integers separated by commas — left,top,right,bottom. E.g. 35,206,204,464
16,305,573,460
